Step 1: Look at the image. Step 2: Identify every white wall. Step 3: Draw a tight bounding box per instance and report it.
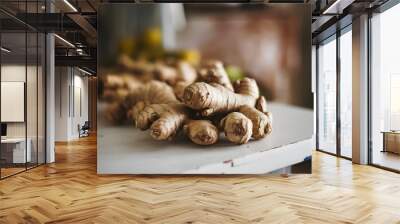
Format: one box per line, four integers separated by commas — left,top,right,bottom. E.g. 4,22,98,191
1,64,46,164
55,67,89,141
55,67,70,141
1,65,26,140
1,65,38,138
71,73,89,138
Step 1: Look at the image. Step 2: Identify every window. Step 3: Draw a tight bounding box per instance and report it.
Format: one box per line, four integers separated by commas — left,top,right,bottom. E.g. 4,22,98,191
390,74,400,130
370,2,400,171
317,36,337,154
316,25,353,159
0,2,47,179
339,28,352,158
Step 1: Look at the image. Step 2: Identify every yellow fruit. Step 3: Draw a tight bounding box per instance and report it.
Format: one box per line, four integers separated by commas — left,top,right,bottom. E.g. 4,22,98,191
180,50,201,65
143,28,162,49
118,37,136,56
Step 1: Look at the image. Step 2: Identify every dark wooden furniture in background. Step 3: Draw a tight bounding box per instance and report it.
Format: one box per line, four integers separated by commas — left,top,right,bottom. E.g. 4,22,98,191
382,131,400,154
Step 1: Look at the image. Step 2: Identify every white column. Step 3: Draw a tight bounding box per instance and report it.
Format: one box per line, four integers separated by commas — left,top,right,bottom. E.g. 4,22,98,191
312,45,317,150
45,1,56,163
46,33,55,163
352,14,369,164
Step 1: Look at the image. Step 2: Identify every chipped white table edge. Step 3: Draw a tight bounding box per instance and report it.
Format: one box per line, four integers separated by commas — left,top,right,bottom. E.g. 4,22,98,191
184,139,312,174
97,102,313,174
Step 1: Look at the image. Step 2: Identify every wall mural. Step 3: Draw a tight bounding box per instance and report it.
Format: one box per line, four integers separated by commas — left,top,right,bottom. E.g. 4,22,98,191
97,3,313,174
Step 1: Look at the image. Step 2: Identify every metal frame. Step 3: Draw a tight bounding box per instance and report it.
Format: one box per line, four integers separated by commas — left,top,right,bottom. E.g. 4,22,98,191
25,2,28,172
316,44,320,151
336,28,341,157
0,24,2,179
367,11,373,166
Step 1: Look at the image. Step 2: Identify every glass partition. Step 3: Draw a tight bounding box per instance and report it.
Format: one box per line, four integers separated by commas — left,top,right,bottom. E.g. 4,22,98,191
0,2,46,179
27,30,38,169
38,32,45,165
339,28,352,158
370,3,400,171
317,36,337,155
1,30,28,177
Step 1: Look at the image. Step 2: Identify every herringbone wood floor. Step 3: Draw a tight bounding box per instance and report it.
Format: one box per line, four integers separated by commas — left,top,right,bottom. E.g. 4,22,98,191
1,135,400,224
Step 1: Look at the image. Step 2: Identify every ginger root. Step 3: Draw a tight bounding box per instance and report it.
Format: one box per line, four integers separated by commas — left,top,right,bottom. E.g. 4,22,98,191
199,61,233,91
104,101,128,124
135,103,174,130
239,105,272,139
234,77,259,98
102,74,142,102
255,96,268,113
177,61,197,84
183,78,259,116
184,120,219,145
104,55,274,146
154,61,197,87
103,88,129,102
106,80,178,123
174,81,189,101
173,62,198,100
220,112,253,144
103,73,142,90
154,64,178,85
136,103,190,140
118,55,155,77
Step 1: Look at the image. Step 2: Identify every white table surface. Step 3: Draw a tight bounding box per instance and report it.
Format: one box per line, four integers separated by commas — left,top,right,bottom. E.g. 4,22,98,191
1,137,32,163
1,138,26,143
98,102,313,174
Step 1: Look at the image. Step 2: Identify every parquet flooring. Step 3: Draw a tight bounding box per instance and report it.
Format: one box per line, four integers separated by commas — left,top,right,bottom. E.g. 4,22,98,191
1,135,400,224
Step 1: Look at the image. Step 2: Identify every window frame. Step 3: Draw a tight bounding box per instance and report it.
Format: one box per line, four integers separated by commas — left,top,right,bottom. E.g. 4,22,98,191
367,0,400,173
315,24,353,161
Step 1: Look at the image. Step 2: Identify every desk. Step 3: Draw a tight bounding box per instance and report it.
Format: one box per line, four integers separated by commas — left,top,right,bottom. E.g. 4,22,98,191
382,131,400,154
1,138,31,164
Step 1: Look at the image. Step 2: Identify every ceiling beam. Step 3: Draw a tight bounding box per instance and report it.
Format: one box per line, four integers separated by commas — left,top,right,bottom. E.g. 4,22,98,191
322,0,356,14
55,55,96,71
67,13,97,40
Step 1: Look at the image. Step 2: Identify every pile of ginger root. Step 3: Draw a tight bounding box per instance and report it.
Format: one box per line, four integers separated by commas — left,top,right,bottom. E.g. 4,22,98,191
102,56,272,146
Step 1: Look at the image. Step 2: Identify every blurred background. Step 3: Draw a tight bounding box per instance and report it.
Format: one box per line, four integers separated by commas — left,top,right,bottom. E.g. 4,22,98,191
99,3,312,108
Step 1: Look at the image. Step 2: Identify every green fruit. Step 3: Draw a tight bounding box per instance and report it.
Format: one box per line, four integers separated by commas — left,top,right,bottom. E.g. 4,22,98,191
226,65,245,82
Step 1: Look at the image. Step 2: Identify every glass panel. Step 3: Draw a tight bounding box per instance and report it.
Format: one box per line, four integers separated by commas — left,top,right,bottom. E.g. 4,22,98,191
26,1,39,169
371,3,400,171
340,29,352,158
27,30,38,169
38,33,45,165
0,1,46,178
1,31,27,177
318,37,337,154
